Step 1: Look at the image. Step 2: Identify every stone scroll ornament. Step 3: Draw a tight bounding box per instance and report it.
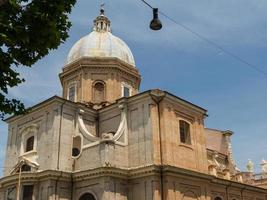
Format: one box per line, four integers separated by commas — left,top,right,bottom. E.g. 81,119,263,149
77,102,128,148
77,109,99,142
10,157,39,174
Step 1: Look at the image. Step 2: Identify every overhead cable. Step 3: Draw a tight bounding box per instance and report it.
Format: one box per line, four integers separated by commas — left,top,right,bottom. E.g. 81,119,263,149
140,0,267,77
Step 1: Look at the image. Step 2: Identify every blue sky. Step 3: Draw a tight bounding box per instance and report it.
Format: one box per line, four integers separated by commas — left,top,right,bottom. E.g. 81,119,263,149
1,0,267,176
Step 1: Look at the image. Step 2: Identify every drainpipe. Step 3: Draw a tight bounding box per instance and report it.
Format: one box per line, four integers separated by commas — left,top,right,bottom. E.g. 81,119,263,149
57,101,66,170
150,90,166,200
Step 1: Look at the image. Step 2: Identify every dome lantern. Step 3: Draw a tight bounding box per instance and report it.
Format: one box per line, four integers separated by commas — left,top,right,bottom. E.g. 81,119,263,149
93,6,111,32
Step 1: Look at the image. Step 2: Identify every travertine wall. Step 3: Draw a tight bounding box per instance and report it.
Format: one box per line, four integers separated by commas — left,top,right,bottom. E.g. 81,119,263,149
72,171,267,200
74,96,155,170
3,92,208,176
127,97,154,168
2,92,267,200
1,169,267,200
150,96,208,174
3,100,63,175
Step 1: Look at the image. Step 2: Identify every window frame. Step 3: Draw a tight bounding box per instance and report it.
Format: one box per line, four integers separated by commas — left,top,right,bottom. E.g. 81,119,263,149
121,82,132,97
72,135,82,158
22,185,34,200
179,120,191,145
20,125,38,156
67,82,77,102
25,136,34,152
79,192,97,200
92,80,106,103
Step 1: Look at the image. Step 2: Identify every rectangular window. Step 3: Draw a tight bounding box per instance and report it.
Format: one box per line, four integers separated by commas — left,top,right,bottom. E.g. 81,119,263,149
21,164,31,172
22,185,34,200
68,85,76,102
123,86,130,97
179,120,191,145
26,136,34,152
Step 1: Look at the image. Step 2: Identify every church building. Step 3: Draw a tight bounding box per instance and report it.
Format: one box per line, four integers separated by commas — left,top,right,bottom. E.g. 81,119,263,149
0,8,266,200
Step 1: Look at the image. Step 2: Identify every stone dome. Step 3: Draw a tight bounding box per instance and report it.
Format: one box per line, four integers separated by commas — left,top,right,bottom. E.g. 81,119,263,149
66,9,135,67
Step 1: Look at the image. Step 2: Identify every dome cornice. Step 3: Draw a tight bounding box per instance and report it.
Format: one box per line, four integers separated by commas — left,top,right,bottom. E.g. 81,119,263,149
62,57,139,76
60,57,141,88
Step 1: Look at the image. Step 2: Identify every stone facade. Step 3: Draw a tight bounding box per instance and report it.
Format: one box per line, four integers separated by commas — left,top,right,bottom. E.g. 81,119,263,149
0,8,266,200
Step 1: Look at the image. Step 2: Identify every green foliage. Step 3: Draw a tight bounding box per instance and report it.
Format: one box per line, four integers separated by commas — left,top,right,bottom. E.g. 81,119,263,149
0,0,76,119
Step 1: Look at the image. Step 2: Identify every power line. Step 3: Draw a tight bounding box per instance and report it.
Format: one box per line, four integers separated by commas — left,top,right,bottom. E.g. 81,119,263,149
141,0,153,9
140,0,267,77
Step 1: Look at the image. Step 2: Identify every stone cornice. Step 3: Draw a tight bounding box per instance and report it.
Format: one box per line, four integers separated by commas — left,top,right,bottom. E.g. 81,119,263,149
63,57,138,73
164,91,207,116
0,170,71,188
4,96,96,123
5,96,65,123
59,57,141,83
4,90,207,125
73,165,161,181
73,167,129,181
128,165,161,179
98,90,206,117
163,165,267,193
1,166,267,193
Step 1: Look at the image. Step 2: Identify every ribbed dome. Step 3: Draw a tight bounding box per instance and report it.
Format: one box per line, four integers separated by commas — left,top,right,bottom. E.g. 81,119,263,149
66,9,135,67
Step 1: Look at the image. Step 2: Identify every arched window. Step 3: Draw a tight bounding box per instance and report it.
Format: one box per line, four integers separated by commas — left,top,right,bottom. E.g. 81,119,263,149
93,81,105,103
214,197,223,200
179,120,191,145
26,136,34,152
79,193,96,200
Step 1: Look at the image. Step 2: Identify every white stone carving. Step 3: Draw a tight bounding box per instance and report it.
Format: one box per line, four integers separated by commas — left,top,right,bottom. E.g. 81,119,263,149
79,102,128,149
261,159,267,173
212,153,220,168
224,132,239,172
112,102,128,145
246,159,254,173
101,132,114,140
77,109,99,142
10,156,39,174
